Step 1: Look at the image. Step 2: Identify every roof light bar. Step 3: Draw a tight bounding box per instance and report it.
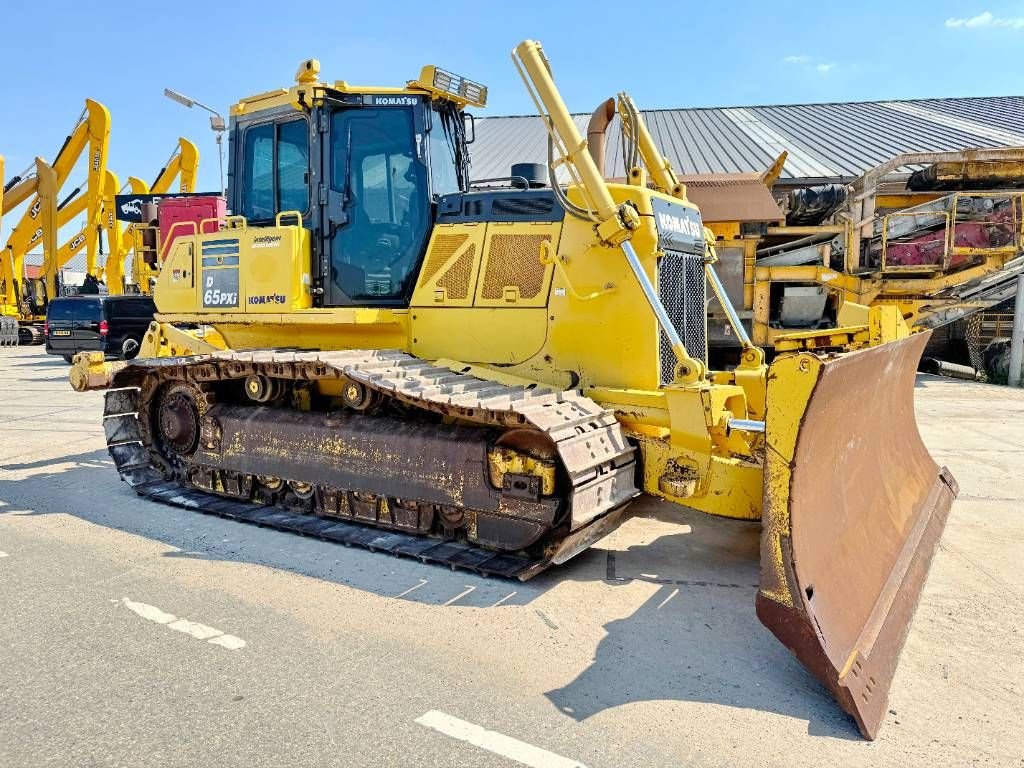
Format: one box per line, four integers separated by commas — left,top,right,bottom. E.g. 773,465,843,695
414,66,487,108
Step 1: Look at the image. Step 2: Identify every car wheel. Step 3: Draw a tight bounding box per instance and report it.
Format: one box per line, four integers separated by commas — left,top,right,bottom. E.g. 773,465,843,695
63,355,74,364
121,337,141,360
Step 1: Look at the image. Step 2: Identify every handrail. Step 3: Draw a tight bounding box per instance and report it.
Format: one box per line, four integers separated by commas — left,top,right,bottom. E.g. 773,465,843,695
275,210,303,226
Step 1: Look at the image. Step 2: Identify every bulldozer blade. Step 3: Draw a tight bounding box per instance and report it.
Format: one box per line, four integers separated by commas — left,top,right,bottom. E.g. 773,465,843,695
757,331,957,739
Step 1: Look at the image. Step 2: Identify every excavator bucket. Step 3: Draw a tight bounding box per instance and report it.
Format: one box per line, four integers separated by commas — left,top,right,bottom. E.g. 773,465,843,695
757,331,957,739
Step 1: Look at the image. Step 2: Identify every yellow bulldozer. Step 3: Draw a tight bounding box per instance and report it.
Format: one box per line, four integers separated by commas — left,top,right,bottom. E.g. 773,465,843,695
70,41,957,739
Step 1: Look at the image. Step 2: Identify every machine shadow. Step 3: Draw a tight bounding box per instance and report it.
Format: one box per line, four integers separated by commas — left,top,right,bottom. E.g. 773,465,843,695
0,450,552,609
4,357,70,368
0,450,858,738
545,501,863,740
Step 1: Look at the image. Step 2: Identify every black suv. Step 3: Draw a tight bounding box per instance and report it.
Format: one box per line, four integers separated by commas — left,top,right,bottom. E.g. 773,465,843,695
45,295,156,362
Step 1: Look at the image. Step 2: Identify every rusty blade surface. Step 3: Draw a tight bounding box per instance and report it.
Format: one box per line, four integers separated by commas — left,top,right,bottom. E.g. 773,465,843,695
758,331,958,739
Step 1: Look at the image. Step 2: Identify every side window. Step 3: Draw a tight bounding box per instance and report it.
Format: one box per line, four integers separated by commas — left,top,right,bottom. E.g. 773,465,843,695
328,107,430,304
241,119,308,221
79,300,103,321
135,299,156,317
117,299,153,317
428,107,461,196
243,123,274,220
277,120,309,213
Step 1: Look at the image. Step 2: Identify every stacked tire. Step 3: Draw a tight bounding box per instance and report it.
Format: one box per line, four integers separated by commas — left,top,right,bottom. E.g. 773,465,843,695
983,339,1012,385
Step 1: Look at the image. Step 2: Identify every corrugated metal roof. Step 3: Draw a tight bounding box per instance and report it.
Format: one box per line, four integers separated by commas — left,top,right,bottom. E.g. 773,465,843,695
469,96,1024,183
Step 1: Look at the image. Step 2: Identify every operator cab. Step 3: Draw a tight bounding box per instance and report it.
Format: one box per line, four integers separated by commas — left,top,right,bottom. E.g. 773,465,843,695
228,62,483,308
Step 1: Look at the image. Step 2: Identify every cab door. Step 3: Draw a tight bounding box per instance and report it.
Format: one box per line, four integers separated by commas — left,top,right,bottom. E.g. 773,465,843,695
322,100,431,307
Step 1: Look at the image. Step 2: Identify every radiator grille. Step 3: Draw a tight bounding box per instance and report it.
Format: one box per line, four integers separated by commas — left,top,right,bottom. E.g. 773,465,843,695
658,251,707,384
480,234,549,300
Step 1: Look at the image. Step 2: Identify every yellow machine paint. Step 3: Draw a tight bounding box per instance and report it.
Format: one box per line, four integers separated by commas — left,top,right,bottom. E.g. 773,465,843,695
1,156,60,341
1,103,199,344
4,99,110,295
71,42,956,739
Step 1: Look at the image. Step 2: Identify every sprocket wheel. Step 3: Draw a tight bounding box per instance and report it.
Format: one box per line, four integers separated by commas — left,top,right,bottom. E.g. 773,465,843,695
154,382,210,459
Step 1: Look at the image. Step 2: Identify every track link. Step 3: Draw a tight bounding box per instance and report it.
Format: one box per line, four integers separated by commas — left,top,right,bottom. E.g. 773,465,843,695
103,349,639,580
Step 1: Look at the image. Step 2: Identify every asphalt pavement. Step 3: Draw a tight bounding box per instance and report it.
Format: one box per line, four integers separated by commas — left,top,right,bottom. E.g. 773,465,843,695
1,345,1021,767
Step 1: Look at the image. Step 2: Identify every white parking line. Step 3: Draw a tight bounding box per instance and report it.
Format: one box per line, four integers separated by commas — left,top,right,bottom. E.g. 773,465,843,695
415,710,587,768
443,586,475,606
121,598,246,650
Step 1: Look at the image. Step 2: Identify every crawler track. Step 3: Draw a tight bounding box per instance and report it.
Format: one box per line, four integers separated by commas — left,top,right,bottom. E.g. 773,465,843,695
103,349,638,580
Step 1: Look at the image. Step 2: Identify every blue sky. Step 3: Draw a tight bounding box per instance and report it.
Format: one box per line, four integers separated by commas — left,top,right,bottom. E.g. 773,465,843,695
2,0,1023,244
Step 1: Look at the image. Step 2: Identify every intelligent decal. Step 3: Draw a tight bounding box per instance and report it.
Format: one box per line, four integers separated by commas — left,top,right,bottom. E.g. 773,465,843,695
251,234,282,249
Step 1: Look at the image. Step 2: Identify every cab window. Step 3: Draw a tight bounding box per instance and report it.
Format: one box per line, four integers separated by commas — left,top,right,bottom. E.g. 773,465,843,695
428,106,462,196
241,119,309,221
329,107,430,303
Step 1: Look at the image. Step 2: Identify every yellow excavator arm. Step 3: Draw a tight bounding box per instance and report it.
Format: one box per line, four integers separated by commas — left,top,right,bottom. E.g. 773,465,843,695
1,157,60,311
3,99,110,298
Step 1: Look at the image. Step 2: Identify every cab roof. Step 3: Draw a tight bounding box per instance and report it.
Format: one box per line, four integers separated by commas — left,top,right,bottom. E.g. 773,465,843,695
231,60,487,117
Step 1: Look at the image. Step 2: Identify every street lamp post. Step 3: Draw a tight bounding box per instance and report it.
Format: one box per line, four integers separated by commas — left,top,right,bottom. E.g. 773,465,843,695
163,88,226,196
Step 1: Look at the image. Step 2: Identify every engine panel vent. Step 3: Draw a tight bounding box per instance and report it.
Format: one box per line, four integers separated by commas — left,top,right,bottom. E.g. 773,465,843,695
492,197,555,217
481,234,550,300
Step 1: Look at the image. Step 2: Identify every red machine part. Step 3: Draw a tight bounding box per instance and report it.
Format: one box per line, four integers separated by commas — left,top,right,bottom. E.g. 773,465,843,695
886,206,1016,268
158,196,227,261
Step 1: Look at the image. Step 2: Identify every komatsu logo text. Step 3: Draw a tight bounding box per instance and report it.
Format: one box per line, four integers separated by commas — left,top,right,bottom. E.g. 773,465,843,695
651,198,705,256
373,95,418,106
248,293,287,305
657,212,703,238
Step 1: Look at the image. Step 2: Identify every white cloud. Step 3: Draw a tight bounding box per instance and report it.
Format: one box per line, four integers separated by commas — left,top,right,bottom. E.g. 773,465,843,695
946,10,1024,28
782,55,835,74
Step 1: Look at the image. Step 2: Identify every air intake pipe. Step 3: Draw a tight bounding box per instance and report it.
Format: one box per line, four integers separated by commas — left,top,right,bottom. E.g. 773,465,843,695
587,98,616,179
